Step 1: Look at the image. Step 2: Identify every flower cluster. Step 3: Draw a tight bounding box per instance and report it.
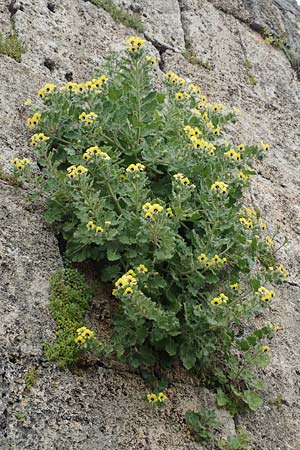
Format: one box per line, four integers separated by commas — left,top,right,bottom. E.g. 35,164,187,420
211,181,228,194
82,146,110,161
74,326,95,345
60,76,108,93
37,83,56,98
12,157,30,170
147,392,168,403
145,55,157,65
79,111,98,126
275,264,289,278
197,253,227,268
224,148,241,161
30,133,49,146
175,91,190,100
265,235,274,248
211,293,229,305
27,112,41,130
257,286,275,302
86,221,104,234
173,173,191,186
67,165,88,179
126,35,145,52
142,202,164,220
188,83,202,94
126,163,145,173
165,71,186,86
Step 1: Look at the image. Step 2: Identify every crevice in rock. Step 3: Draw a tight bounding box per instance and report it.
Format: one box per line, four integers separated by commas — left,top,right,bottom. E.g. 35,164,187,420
47,1,56,13
177,0,189,51
44,57,56,72
143,33,177,71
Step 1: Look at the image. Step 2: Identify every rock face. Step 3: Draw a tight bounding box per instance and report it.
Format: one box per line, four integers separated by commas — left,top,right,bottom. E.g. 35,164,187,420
1,0,300,449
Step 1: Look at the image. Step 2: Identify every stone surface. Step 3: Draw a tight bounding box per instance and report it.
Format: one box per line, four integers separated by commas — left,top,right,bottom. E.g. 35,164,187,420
1,0,300,448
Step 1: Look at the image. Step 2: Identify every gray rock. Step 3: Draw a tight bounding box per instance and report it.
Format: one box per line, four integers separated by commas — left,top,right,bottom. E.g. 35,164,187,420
1,0,300,448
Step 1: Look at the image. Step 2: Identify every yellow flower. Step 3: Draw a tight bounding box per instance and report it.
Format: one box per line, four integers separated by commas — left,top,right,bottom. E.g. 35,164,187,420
259,219,267,230
180,177,190,186
126,35,145,51
86,221,95,230
276,264,289,277
145,211,153,221
143,202,152,212
230,283,239,290
24,98,32,106
83,152,91,161
136,163,145,171
77,83,86,92
166,207,174,218
237,144,245,152
211,181,228,194
213,127,221,135
261,141,270,151
261,345,270,353
175,92,184,100
115,277,128,289
224,148,236,158
165,71,176,81
79,112,87,121
145,55,157,65
126,163,138,173
74,335,86,345
61,82,78,92
124,287,133,296
147,393,158,403
219,293,229,302
273,325,280,332
99,152,111,160
265,236,274,248
76,165,88,174
151,203,163,213
95,226,104,234
76,326,87,334
157,392,168,402
124,270,135,278
211,255,223,265
137,264,148,273
82,329,95,339
174,173,184,180
211,297,222,305
197,253,208,263
238,172,248,181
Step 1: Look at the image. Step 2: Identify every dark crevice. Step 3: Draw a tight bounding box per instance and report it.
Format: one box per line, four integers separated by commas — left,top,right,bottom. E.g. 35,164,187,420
47,2,56,13
55,232,67,260
44,57,56,72
8,0,24,17
177,0,189,50
143,34,177,71
65,71,73,81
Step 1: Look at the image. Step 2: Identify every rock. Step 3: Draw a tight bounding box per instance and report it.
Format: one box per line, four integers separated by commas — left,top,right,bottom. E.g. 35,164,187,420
1,0,300,448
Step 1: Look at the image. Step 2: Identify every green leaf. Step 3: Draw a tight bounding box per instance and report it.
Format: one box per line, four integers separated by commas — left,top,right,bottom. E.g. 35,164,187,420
106,247,121,261
216,388,229,407
242,390,263,410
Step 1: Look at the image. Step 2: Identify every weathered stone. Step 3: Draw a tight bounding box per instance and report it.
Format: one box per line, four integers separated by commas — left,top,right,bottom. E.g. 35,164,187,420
1,0,300,448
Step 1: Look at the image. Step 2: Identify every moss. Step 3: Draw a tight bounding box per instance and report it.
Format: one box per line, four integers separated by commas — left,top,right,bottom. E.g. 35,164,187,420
44,267,94,368
90,0,144,32
182,46,212,70
0,32,26,62
24,367,39,391
0,164,22,187
246,71,257,86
